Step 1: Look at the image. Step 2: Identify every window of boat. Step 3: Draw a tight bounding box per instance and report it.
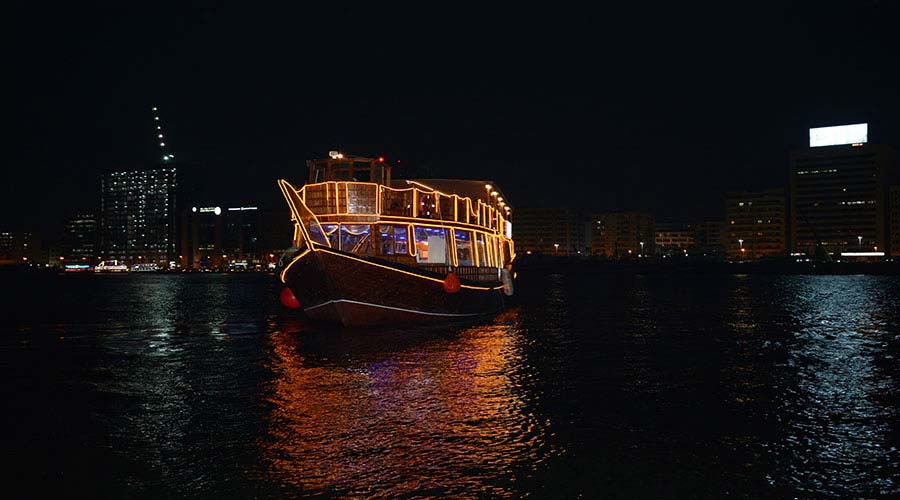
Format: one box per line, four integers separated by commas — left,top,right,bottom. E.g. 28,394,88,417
331,168,350,181
382,189,413,217
378,224,410,256
321,224,340,248
475,232,488,267
454,229,474,266
340,224,374,255
352,162,372,182
414,226,449,264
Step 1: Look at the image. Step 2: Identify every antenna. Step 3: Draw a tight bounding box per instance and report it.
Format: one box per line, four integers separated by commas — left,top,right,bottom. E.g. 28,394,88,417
152,106,175,164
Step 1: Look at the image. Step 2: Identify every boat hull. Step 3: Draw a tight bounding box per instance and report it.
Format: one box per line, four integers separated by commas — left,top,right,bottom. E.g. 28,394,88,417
281,247,504,327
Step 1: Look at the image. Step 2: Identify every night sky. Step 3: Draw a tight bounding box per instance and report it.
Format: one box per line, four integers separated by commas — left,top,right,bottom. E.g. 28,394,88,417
6,2,899,239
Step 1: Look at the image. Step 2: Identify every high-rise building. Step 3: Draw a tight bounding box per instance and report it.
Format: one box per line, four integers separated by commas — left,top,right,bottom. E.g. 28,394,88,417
100,166,178,266
62,212,97,263
591,212,655,259
725,189,786,261
514,207,584,256
790,124,897,258
891,184,900,258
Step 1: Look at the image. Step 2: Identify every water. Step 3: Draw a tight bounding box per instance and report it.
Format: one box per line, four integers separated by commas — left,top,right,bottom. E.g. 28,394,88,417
1,270,899,498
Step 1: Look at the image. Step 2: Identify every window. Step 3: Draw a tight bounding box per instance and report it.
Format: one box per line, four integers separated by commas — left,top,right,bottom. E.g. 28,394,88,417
475,232,488,266
414,226,449,264
340,224,373,255
454,229,474,266
378,225,410,256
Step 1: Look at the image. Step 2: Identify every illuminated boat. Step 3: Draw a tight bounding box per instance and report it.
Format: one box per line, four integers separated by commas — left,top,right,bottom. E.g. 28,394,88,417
276,152,516,326
94,260,129,273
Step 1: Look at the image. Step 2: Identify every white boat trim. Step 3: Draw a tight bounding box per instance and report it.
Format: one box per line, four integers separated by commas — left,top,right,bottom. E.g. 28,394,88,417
305,299,485,317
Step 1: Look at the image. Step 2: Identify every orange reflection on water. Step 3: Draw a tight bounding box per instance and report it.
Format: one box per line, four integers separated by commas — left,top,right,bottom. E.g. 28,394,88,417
257,309,550,498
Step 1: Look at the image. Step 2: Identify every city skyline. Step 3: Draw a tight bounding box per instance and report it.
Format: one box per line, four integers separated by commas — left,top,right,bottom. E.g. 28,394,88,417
6,3,900,240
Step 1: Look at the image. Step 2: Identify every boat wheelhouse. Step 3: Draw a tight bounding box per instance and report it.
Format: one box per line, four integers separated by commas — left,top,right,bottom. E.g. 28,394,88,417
276,152,515,326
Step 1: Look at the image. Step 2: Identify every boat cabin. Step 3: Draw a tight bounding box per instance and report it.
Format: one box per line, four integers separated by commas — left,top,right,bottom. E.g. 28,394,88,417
283,152,515,282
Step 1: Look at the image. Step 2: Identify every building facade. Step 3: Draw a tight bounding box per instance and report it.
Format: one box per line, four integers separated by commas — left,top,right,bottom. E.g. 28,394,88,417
655,221,696,257
182,204,262,269
725,189,786,261
100,166,178,266
591,212,655,259
514,207,584,256
62,212,97,263
694,219,725,259
0,231,41,265
790,139,896,258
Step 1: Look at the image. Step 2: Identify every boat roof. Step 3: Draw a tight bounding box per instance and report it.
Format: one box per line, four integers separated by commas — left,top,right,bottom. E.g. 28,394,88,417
392,179,509,206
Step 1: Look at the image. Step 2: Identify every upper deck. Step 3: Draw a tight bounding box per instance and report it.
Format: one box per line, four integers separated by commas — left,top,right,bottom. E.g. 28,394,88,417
300,152,512,237
281,153,515,276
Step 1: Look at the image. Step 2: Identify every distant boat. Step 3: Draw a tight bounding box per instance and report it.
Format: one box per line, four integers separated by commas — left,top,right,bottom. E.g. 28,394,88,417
276,152,516,327
95,260,129,273
130,263,159,272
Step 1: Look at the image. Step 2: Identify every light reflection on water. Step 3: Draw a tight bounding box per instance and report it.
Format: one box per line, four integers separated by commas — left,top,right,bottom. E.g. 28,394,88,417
256,308,557,498
769,276,900,497
1,272,899,498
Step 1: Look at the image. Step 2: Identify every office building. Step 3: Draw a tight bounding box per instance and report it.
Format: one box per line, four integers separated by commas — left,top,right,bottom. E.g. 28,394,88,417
790,124,897,258
61,212,97,263
591,212,655,259
100,166,178,266
725,189,786,261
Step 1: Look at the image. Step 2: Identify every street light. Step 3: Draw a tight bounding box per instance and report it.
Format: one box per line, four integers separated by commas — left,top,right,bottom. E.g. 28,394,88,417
858,235,863,248
640,241,644,257
554,243,560,255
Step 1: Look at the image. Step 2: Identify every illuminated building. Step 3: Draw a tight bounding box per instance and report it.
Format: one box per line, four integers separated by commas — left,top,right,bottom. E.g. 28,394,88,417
725,189,786,261
100,166,178,266
591,212,655,259
514,207,583,256
891,185,900,258
655,221,695,257
61,212,97,263
789,124,897,258
183,204,261,269
0,231,41,265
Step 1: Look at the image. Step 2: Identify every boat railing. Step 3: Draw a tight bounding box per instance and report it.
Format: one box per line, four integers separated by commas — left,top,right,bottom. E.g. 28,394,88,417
299,181,507,235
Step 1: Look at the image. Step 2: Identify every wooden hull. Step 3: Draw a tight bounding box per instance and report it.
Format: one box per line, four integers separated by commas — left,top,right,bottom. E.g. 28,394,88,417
281,247,505,327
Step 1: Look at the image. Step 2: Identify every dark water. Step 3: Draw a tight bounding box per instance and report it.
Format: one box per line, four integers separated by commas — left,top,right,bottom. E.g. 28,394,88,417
2,271,899,499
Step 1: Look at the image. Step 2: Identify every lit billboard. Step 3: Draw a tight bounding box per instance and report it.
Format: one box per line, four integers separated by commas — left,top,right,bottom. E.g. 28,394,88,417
809,123,868,147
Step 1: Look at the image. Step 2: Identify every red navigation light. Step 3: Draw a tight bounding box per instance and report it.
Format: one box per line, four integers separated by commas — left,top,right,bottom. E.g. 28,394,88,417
378,156,384,162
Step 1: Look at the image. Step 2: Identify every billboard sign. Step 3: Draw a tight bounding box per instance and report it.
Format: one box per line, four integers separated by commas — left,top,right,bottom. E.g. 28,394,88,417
809,123,868,147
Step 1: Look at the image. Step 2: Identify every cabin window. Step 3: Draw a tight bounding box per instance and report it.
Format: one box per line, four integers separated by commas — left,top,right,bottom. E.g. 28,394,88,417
378,224,409,256
414,226,449,264
475,233,488,266
340,224,374,255
331,168,350,180
454,229,474,266
321,224,340,248
382,189,413,217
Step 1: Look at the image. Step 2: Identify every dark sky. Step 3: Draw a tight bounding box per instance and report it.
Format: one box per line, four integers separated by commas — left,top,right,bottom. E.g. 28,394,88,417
5,2,899,238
